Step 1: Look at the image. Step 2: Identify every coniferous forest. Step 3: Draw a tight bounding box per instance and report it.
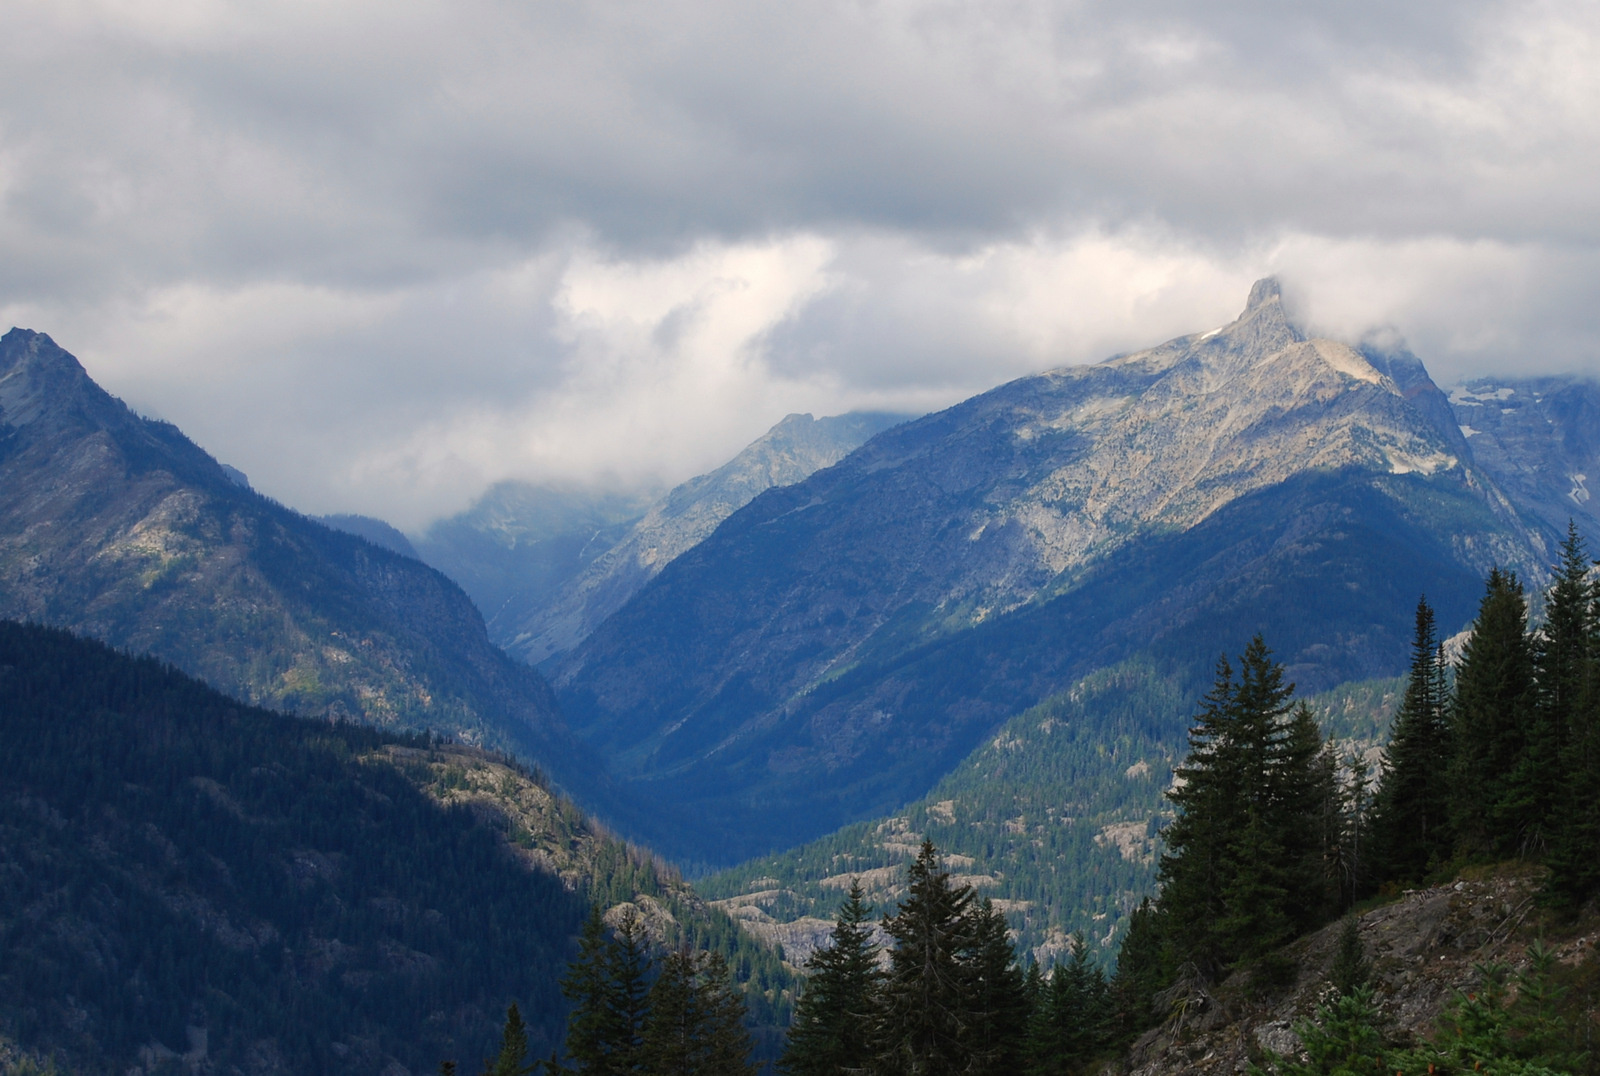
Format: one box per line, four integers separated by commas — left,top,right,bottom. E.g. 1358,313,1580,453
0,622,788,1075
686,525,1600,1076
9,525,1600,1074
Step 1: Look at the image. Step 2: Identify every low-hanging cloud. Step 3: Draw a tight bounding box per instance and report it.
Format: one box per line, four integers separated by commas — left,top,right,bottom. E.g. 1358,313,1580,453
1,0,1597,525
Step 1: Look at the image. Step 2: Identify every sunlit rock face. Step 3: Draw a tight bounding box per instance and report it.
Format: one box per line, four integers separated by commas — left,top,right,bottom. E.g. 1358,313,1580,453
554,280,1551,866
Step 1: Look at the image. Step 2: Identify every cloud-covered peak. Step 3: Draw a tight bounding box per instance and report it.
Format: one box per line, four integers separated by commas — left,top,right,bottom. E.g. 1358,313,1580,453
1,0,1597,524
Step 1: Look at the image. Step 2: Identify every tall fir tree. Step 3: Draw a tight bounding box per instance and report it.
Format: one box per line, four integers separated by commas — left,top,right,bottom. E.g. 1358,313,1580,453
1338,749,1374,909
780,881,883,1076
1155,654,1243,974
1108,898,1168,1041
1278,703,1339,931
640,949,755,1076
484,1004,536,1076
1368,596,1455,882
561,906,652,1076
1449,569,1537,859
875,841,977,1076
1544,526,1600,908
1025,933,1109,1076
962,898,1031,1076
1159,637,1321,975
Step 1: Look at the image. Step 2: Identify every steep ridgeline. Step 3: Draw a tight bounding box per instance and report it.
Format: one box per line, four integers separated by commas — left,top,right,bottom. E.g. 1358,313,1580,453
0,621,791,1075
0,329,601,801
318,512,422,559
493,410,911,665
557,280,1549,865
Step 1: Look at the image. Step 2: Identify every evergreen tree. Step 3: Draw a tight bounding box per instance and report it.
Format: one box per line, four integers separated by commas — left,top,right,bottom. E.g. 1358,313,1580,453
875,841,976,1076
1449,570,1537,859
1031,933,1109,1074
962,898,1031,1076
1156,654,1244,974
1278,703,1338,932
780,881,883,1076
1159,638,1320,975
1534,524,1593,774
640,949,755,1076
1022,961,1044,1013
1338,749,1374,908
562,906,652,1076
1540,525,1600,907
1369,596,1455,882
1107,899,1167,1041
1387,952,1583,1075
1248,986,1389,1076
1326,918,1369,998
484,1004,536,1076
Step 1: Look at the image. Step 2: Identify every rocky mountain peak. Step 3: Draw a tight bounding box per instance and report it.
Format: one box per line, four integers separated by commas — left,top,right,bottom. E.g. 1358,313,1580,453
1245,275,1282,311
1205,275,1304,364
0,328,103,429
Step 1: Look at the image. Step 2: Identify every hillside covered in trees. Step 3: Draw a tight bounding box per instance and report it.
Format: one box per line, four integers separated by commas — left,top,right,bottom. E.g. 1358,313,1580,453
0,621,789,1075
755,534,1600,1076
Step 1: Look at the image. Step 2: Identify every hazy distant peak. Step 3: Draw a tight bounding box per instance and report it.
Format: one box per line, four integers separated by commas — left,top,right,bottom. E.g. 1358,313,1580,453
318,513,420,560
498,408,913,665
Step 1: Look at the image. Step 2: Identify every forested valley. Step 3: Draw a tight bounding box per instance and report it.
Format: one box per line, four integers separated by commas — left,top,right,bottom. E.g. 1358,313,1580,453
9,522,1600,1076
521,526,1600,1076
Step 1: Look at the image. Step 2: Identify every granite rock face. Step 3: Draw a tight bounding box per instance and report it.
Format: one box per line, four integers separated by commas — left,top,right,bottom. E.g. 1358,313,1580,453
555,281,1550,864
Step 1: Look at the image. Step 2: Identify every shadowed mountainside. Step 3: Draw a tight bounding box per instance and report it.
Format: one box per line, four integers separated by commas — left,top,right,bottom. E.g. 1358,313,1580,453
0,328,607,805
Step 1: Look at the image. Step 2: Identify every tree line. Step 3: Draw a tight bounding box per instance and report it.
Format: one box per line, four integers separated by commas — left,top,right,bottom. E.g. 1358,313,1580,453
447,907,759,1076
473,529,1600,1076
1118,524,1600,1003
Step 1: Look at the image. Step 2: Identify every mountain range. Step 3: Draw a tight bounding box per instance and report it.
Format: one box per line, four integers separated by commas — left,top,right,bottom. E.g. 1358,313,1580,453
0,327,600,803
551,279,1562,864
8,278,1600,1068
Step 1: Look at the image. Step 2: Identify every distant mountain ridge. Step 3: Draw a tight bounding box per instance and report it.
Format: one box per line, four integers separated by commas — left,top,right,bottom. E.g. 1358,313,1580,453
554,280,1555,864
500,410,910,665
412,483,659,634
318,512,421,559
0,328,605,804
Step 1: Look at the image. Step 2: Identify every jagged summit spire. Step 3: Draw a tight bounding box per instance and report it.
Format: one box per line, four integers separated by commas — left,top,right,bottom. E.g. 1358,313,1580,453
1245,277,1282,312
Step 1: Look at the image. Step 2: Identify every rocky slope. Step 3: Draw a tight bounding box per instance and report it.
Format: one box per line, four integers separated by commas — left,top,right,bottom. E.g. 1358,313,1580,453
1447,375,1600,542
555,280,1548,864
0,328,602,800
1122,865,1599,1076
484,410,909,665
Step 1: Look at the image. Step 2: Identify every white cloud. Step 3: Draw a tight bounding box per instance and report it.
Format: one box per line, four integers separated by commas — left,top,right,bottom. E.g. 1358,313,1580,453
2,0,1598,524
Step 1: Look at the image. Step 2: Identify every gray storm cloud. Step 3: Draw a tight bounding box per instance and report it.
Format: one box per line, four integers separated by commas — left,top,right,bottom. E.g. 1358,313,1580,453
0,0,1596,526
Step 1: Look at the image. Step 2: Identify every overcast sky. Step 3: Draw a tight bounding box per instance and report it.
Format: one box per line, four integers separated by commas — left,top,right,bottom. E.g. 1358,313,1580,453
3,0,1598,528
